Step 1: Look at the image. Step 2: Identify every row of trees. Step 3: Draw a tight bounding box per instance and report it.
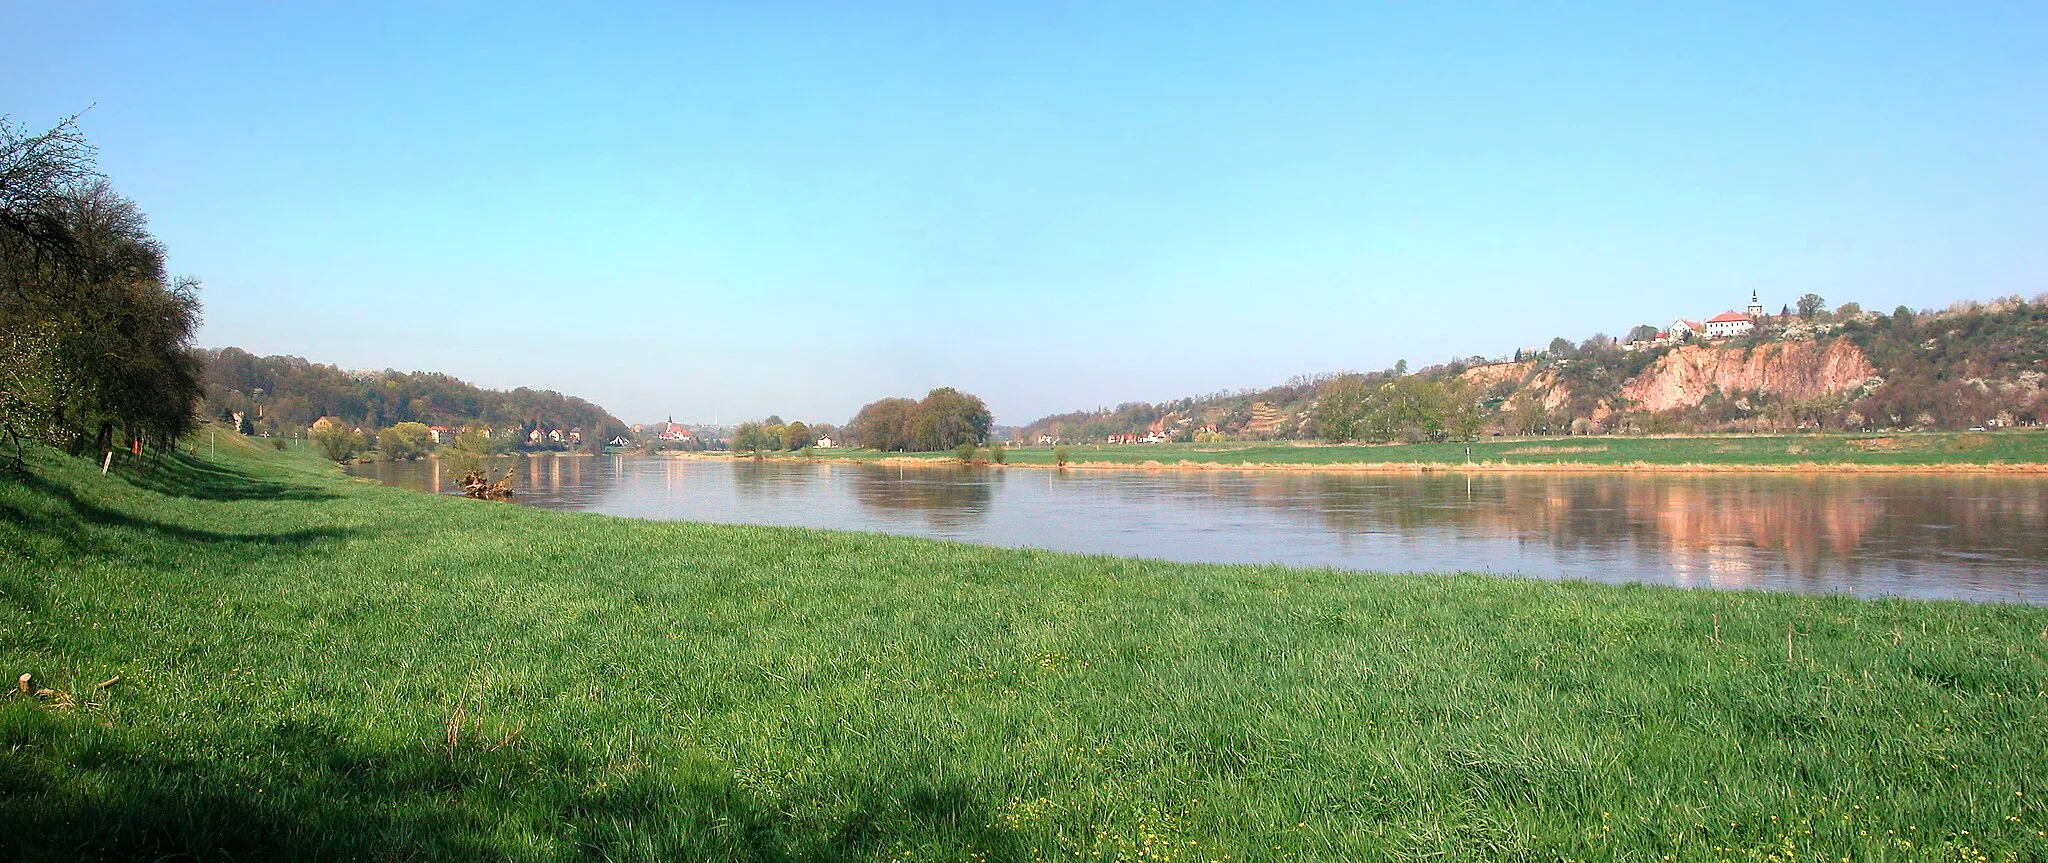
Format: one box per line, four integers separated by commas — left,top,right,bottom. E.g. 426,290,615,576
729,416,838,455
1311,375,1487,443
2,116,205,464
847,388,992,451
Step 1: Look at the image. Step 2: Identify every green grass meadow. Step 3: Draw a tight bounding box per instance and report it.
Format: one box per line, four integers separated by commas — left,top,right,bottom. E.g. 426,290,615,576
806,430,2048,469
3,433,2047,861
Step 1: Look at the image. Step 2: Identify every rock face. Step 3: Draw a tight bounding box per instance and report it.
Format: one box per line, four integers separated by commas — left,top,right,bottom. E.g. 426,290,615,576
1457,361,1534,391
1622,339,1876,413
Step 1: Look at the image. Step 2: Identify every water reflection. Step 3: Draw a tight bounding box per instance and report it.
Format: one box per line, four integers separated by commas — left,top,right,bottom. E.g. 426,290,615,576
345,457,2048,603
846,464,995,530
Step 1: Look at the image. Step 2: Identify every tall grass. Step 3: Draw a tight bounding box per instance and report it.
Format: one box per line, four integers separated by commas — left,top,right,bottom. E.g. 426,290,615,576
1,435,2044,860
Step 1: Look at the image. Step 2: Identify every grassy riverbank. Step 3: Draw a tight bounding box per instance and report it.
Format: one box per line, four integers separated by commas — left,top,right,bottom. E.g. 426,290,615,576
796,430,2048,471
3,434,2046,861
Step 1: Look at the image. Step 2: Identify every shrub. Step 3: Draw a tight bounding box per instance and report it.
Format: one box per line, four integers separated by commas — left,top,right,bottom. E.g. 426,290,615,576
309,422,365,463
272,439,288,451
989,441,1006,464
954,442,976,463
1053,445,1070,466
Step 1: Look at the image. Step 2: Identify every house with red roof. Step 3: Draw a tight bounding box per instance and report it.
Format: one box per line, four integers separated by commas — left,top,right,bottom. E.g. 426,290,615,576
1703,311,1755,339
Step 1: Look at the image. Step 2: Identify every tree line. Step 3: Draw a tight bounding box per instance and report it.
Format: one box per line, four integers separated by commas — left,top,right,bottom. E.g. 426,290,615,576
728,416,839,455
200,347,629,451
2,115,203,466
1311,374,1487,444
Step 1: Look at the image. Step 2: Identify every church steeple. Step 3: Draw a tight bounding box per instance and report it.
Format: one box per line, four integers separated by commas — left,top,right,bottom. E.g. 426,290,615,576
1745,289,1765,318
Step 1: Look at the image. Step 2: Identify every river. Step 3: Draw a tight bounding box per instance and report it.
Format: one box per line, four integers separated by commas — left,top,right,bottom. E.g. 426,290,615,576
346,455,2048,603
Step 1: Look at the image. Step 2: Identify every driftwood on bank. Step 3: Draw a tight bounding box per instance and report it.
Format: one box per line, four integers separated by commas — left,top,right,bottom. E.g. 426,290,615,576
459,468,517,500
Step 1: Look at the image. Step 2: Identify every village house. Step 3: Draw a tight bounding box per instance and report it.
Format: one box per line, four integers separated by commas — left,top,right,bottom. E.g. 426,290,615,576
1037,433,1058,445
815,435,837,448
427,425,454,445
1703,311,1755,339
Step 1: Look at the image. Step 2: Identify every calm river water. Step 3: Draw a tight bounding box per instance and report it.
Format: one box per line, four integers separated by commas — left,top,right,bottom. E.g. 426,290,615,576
346,456,2048,603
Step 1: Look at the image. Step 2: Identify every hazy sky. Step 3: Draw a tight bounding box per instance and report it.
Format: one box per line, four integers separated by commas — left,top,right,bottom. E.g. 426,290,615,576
5,3,2044,426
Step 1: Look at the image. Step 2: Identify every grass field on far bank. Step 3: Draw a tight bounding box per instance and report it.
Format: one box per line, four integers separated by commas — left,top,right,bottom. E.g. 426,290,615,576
796,430,2048,470
3,432,2047,861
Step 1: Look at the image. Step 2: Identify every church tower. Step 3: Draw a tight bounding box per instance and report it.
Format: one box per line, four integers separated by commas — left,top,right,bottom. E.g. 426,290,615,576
1745,289,1765,318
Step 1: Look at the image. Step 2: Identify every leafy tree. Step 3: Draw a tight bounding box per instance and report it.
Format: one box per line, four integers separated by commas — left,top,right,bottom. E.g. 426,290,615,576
848,397,917,451
783,421,811,452
309,418,364,463
1312,375,1373,442
2,116,205,458
1547,337,1576,358
378,421,432,460
912,388,992,451
1797,293,1826,319
440,427,495,474
1053,445,1070,466
731,421,770,456
988,441,1006,464
853,388,991,452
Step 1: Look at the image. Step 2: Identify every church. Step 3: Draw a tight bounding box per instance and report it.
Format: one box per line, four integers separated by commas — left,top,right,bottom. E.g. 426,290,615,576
1673,290,1766,340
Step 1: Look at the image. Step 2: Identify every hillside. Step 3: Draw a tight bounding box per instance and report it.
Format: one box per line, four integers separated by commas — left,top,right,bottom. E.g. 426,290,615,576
1024,295,2048,443
198,347,628,446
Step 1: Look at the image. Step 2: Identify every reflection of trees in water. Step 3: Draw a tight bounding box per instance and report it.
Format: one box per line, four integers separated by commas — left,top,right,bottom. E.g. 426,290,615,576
848,465,996,530
351,454,626,504
730,461,830,502
1165,471,2048,588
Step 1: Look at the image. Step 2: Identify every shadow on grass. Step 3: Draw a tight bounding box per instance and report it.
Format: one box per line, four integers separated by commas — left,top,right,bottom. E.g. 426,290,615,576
0,472,352,550
115,450,337,502
0,470,359,617
0,704,1025,862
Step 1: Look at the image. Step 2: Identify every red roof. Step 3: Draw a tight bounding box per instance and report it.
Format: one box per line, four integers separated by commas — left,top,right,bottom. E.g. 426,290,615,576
1707,311,1752,323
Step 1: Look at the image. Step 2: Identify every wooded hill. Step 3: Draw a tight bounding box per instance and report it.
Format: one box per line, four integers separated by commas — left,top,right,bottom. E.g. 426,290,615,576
199,347,628,447
1022,295,2048,444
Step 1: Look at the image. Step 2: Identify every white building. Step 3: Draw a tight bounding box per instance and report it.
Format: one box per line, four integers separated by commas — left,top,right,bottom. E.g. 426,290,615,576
1704,311,1755,338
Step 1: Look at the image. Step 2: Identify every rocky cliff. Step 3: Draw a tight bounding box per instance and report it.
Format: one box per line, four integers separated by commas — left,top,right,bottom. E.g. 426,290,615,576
1621,339,1876,412
1456,361,1534,391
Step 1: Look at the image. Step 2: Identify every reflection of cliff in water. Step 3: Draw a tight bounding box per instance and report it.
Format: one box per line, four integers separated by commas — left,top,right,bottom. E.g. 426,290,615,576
1159,471,2048,590
848,465,995,530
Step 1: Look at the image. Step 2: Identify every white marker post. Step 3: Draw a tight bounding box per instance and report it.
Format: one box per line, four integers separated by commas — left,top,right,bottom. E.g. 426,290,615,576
102,451,113,476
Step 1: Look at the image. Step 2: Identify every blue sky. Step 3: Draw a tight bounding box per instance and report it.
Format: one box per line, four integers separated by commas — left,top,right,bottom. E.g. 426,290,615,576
4,3,2044,426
